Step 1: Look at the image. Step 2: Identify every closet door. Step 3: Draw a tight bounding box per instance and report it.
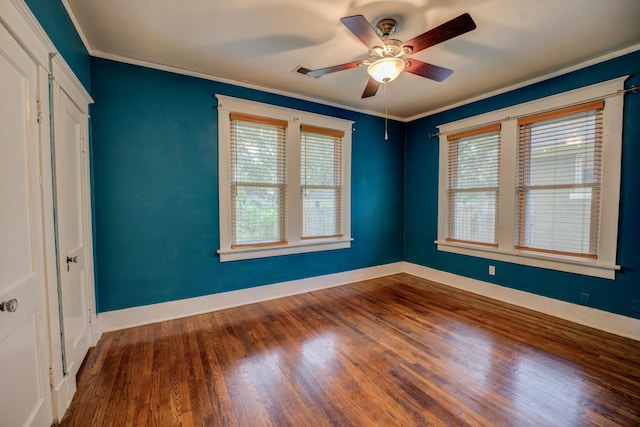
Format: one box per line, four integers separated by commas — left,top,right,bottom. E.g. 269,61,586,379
52,84,94,382
0,21,53,427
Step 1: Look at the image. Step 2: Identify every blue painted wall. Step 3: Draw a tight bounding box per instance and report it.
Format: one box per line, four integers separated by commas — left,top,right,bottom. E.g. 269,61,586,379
24,0,90,89
404,50,640,319
90,58,405,312
25,0,640,319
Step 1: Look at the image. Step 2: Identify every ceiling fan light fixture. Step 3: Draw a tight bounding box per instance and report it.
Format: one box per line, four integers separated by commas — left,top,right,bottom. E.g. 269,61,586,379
367,57,406,83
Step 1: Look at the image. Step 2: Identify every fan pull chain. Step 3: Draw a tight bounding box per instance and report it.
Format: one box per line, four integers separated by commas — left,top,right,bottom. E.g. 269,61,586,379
384,81,389,141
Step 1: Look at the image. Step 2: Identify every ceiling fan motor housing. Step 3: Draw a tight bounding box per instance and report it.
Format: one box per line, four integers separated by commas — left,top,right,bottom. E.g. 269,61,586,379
370,39,412,62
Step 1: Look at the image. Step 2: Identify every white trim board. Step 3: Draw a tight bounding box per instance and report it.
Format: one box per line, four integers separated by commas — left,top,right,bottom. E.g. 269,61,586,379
98,262,640,342
403,262,640,342
98,262,404,332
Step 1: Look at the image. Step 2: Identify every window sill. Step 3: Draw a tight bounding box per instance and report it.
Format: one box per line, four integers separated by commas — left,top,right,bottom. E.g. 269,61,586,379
219,237,353,262
435,240,619,280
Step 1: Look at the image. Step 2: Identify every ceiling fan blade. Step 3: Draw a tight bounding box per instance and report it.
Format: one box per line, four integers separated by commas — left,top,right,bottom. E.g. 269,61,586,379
298,60,363,78
405,59,453,82
401,13,476,55
341,15,385,49
362,77,380,98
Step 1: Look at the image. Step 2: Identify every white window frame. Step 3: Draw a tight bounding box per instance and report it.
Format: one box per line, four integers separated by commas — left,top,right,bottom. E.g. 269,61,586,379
216,95,353,262
436,77,626,279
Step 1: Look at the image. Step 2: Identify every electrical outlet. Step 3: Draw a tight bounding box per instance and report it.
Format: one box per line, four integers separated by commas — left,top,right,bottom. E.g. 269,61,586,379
580,293,590,305
489,265,495,276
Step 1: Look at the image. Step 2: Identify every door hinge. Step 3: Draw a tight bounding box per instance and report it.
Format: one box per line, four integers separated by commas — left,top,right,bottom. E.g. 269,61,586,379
48,366,55,390
87,308,93,325
36,98,43,124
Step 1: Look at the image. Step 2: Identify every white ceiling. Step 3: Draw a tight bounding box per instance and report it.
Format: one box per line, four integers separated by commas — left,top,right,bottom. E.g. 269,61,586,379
65,0,640,120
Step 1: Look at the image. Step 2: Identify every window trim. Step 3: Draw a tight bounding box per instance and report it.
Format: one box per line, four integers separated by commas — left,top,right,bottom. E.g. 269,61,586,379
216,95,353,262
436,77,626,279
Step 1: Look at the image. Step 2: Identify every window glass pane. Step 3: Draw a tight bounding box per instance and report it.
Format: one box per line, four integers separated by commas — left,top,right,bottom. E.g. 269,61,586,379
301,133,339,186
233,122,285,184
302,188,339,238
522,188,592,254
528,115,598,186
451,191,497,243
454,134,499,189
234,185,283,245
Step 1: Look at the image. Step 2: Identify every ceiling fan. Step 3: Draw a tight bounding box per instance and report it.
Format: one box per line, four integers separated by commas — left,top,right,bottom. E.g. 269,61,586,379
297,13,476,98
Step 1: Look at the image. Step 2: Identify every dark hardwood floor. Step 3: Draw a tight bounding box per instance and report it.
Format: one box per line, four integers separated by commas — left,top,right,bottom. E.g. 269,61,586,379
58,273,640,426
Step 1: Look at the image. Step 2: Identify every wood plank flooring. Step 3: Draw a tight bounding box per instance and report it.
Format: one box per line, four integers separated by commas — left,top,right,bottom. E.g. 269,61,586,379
58,274,640,426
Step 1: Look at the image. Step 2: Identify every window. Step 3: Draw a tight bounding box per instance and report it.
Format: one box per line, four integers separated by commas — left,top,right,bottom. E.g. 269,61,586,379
437,77,625,279
230,114,287,247
217,95,353,262
515,101,604,258
301,126,344,240
447,124,501,246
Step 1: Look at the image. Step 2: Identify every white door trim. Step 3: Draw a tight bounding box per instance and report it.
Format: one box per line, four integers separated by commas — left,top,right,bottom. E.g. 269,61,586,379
0,0,52,67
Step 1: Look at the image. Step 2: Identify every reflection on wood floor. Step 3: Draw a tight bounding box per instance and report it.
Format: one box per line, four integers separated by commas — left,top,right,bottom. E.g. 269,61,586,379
59,273,640,426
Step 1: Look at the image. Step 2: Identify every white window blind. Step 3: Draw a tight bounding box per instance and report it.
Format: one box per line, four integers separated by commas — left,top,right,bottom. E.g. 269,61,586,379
447,124,501,246
230,113,287,247
301,125,344,239
516,101,604,258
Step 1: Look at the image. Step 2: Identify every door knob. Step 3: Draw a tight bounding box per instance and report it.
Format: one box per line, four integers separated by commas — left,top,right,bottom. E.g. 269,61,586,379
0,299,18,313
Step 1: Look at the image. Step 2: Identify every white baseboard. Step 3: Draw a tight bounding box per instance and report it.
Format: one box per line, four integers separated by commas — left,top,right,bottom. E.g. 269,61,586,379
98,262,404,332
403,262,640,341
98,261,640,342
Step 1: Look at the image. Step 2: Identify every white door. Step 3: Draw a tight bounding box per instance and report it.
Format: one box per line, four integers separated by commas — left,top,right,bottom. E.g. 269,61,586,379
0,22,53,427
53,87,93,381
